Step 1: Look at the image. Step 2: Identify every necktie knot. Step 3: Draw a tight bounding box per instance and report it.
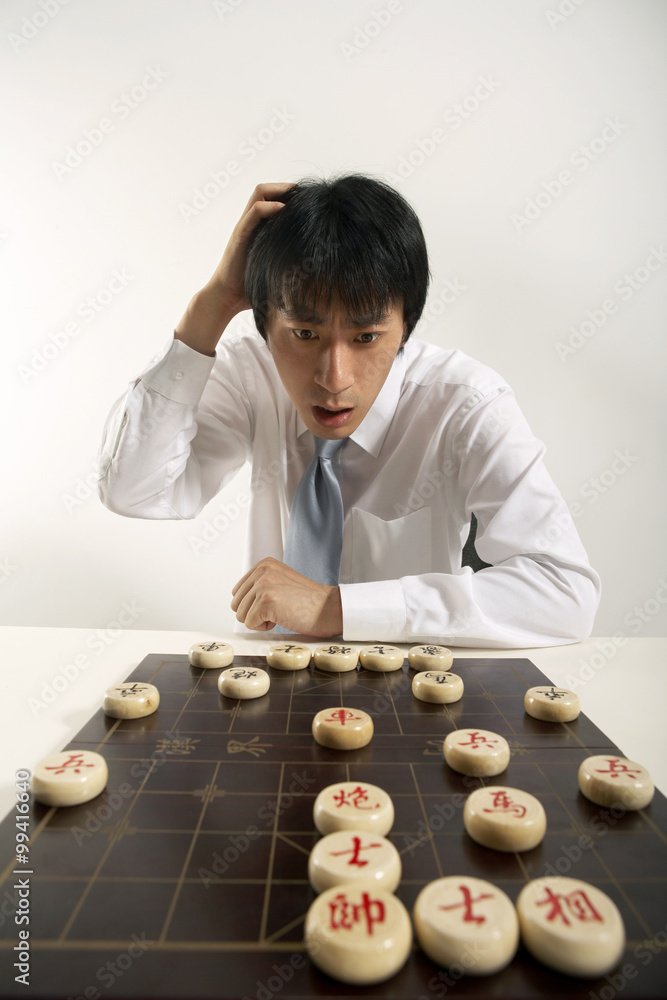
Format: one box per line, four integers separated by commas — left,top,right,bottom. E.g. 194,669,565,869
315,437,346,462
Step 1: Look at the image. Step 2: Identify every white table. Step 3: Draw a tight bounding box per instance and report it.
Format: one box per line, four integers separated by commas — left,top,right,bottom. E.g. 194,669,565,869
1,628,665,820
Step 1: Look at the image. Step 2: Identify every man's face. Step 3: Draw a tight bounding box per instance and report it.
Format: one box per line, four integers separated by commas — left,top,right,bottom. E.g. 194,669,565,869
265,301,406,439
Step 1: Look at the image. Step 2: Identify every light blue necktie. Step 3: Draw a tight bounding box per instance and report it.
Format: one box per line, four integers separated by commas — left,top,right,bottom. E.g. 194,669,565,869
282,436,347,586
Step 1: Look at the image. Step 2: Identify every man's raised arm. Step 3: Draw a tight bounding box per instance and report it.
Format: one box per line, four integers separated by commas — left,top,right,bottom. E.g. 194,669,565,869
97,184,290,518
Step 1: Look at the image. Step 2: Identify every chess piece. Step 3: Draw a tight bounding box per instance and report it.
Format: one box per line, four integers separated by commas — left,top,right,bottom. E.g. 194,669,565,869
313,645,359,672
408,645,453,671
103,682,160,719
188,641,234,669
517,877,625,977
443,728,510,777
312,707,373,749
31,751,108,807
266,643,312,670
218,666,270,700
308,830,401,894
313,782,394,836
524,686,580,722
578,755,654,811
358,645,404,672
463,786,546,852
414,876,519,975
412,671,463,704
305,885,412,985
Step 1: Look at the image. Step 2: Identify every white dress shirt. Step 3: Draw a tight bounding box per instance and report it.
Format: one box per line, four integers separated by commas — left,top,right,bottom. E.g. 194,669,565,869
98,331,600,646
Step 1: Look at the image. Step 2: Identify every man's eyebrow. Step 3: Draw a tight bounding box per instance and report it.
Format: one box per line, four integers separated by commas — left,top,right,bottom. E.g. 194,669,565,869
347,312,390,328
282,308,326,324
279,308,391,327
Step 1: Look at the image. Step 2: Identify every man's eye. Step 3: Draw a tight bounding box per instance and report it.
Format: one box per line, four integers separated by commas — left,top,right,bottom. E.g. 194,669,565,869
357,332,380,343
293,329,316,340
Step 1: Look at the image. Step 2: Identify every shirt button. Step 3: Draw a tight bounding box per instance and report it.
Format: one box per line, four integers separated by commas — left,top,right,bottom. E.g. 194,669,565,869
173,369,184,381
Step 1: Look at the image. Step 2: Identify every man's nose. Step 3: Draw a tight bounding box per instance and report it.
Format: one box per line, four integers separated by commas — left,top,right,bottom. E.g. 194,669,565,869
315,344,354,395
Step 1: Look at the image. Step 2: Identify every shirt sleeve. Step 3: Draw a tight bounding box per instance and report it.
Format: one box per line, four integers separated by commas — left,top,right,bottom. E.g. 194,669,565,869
97,337,251,519
339,386,601,648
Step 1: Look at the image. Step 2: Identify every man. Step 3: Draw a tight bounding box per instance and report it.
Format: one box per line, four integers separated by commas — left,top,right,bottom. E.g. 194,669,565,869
98,175,600,645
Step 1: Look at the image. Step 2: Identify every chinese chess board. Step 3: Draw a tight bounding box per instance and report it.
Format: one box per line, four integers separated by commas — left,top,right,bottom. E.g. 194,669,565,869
1,653,666,999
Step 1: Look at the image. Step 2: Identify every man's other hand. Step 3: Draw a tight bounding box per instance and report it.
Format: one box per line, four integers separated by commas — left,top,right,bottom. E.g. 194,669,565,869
230,557,343,637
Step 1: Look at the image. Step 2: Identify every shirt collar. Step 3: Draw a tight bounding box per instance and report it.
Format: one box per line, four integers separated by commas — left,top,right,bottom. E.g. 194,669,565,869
294,346,406,458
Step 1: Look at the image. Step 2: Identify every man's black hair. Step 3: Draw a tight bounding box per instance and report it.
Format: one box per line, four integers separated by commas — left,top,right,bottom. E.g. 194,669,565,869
244,174,430,340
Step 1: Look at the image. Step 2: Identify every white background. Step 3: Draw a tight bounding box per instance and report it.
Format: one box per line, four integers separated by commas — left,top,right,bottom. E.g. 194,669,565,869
1,0,665,638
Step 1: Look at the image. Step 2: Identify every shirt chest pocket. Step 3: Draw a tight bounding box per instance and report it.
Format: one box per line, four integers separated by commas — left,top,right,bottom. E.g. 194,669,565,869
342,506,432,583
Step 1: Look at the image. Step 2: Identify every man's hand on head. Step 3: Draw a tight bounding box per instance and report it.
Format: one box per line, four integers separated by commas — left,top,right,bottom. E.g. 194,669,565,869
174,182,293,356
230,557,343,637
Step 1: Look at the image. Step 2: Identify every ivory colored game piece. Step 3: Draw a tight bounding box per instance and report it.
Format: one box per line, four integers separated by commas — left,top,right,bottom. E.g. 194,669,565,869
31,750,108,808
217,666,270,700
464,786,547,852
358,645,404,672
408,644,453,671
517,876,625,977
308,830,401,894
266,642,311,670
524,686,580,723
413,671,463,704
305,885,412,985
103,682,160,720
312,707,373,750
188,641,234,669
313,782,394,836
313,644,359,672
578,755,654,811
444,728,510,777
413,876,519,975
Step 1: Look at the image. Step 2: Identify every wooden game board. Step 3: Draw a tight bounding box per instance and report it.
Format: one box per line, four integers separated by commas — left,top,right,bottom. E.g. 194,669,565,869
1,654,666,999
